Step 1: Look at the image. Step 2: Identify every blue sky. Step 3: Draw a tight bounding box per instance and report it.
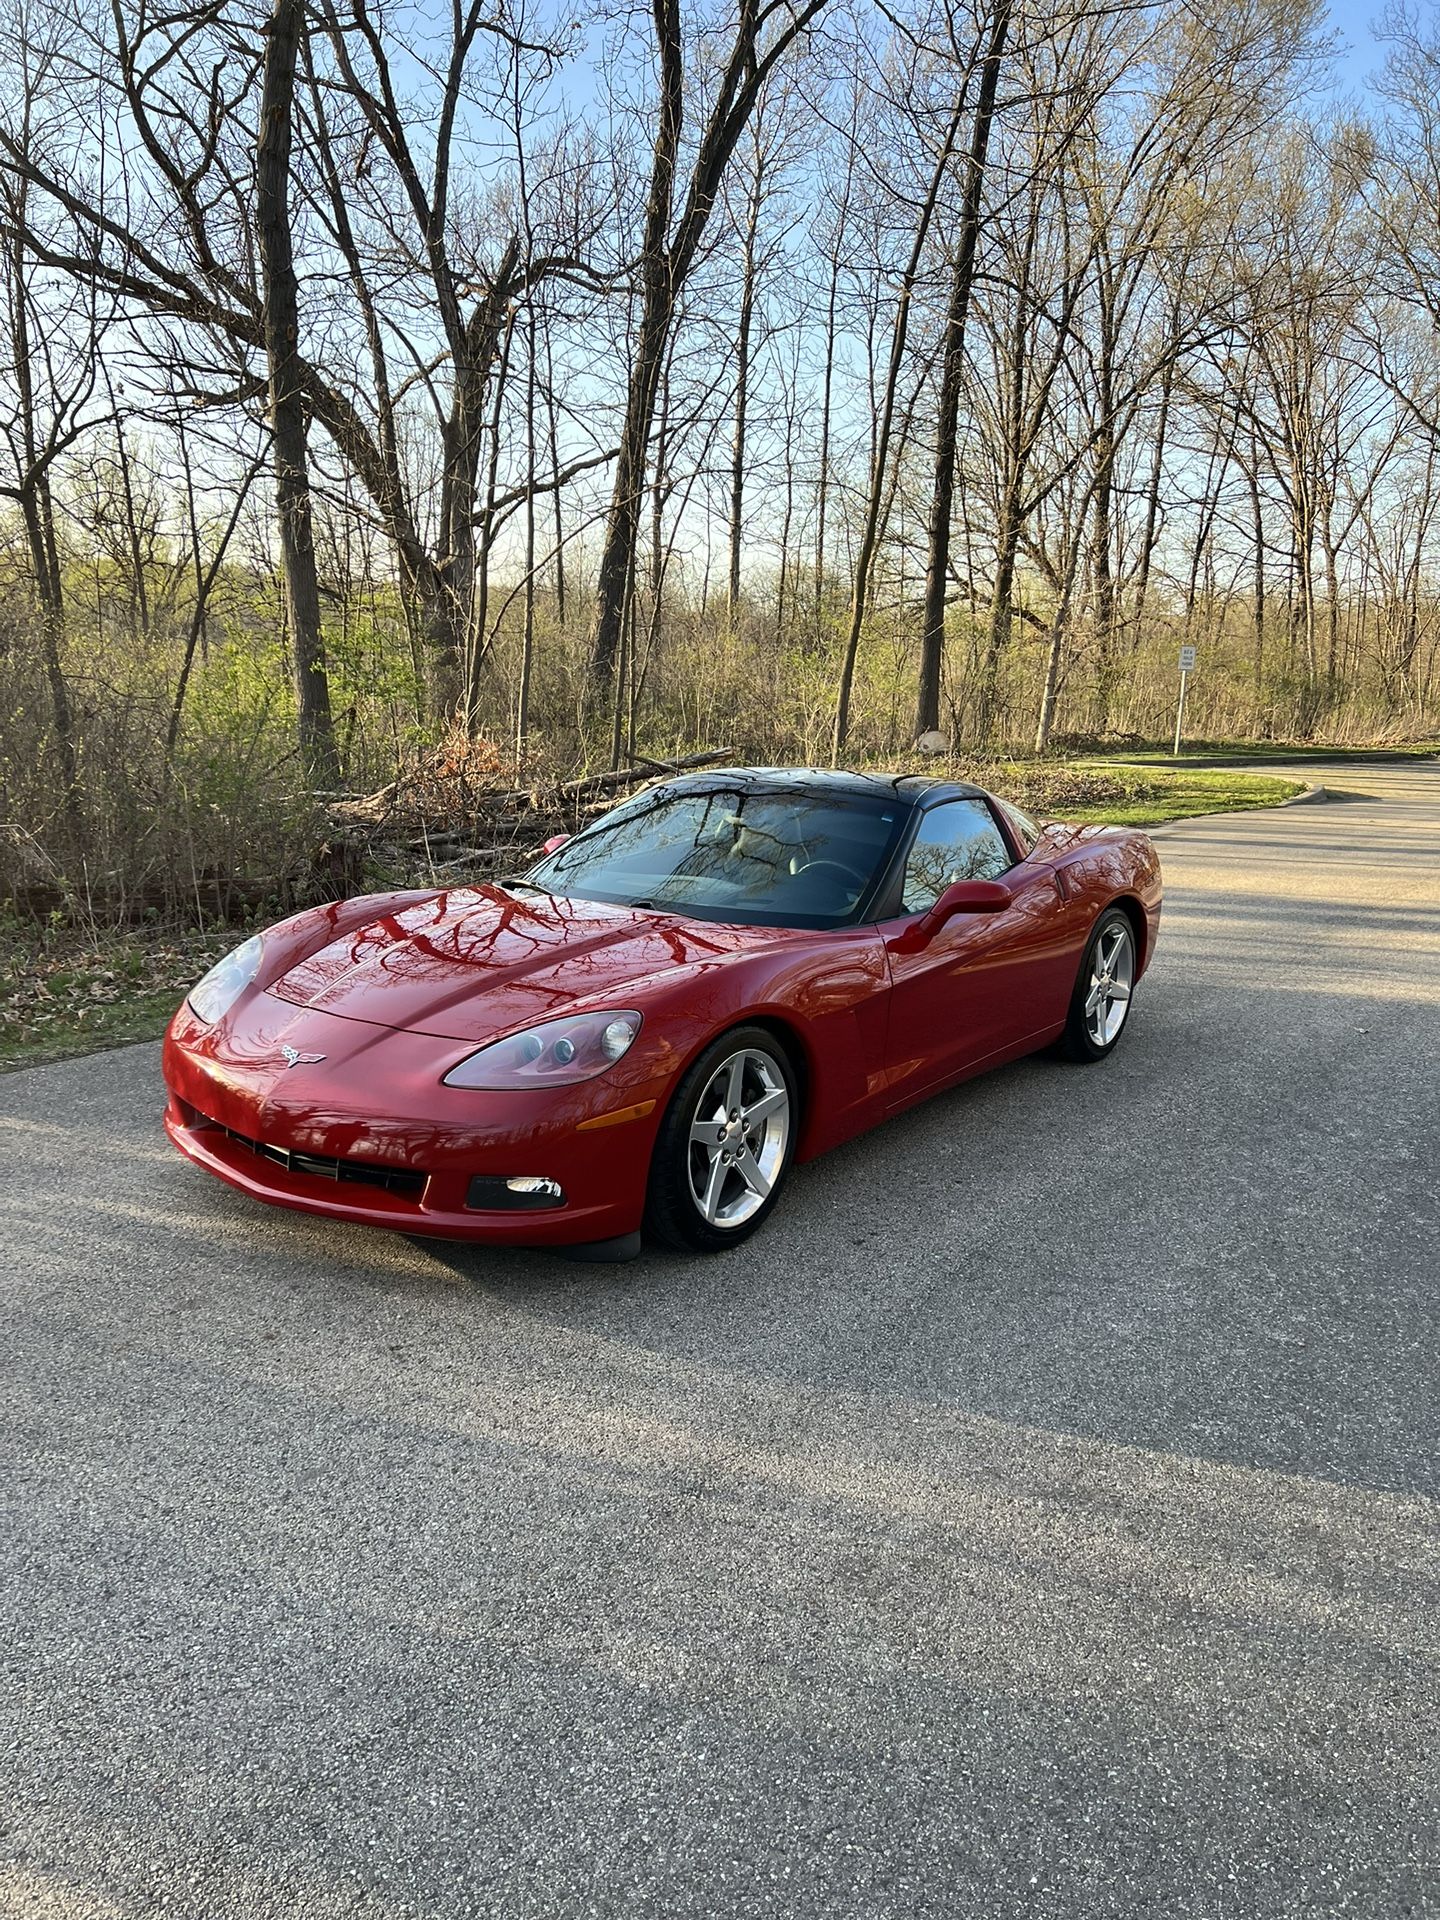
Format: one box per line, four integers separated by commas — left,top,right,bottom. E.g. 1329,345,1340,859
1322,0,1390,93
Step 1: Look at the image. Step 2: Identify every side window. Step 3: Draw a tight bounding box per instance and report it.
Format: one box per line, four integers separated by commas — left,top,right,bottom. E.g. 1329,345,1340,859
996,798,1040,854
900,800,1013,913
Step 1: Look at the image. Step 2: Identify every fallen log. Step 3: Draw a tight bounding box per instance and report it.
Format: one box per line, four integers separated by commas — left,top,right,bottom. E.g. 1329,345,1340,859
566,746,732,795
512,747,733,807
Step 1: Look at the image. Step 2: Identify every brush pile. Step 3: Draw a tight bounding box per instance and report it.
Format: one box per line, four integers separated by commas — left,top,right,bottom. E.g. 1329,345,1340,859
323,742,734,890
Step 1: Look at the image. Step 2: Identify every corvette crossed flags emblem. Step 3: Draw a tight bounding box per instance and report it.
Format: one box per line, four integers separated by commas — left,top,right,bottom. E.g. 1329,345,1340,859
281,1044,326,1069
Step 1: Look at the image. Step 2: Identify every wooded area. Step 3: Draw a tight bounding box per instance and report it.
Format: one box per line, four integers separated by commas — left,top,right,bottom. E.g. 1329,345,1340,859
2,0,1439,917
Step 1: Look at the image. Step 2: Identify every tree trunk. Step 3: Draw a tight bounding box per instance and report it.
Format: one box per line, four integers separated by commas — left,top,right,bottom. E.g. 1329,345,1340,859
168,451,264,757
1132,315,1179,638
543,319,566,623
1034,511,1087,754
651,354,672,592
973,164,1044,746
975,487,1020,744
1249,450,1266,710
1322,519,1340,697
467,304,517,726
590,0,683,688
9,216,76,801
515,308,538,777
1090,412,1117,719
1087,258,1123,729
592,293,673,686
21,488,76,797
112,406,151,638
257,0,337,782
814,253,840,625
915,0,1009,741
588,0,830,688
728,165,760,625
777,407,795,646
833,96,967,757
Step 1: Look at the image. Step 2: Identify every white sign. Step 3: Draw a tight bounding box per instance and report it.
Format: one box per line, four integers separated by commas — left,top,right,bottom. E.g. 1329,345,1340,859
1178,644,1197,673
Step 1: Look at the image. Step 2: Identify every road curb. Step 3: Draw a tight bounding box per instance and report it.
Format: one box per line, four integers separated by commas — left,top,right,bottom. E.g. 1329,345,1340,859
1144,777,1326,838
1277,779,1328,806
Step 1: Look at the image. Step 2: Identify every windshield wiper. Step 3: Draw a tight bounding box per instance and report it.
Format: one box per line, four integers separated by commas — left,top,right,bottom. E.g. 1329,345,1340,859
498,875,555,896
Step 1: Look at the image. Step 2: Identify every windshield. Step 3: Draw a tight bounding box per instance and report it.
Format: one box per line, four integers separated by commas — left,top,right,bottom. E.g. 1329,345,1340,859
525,785,906,928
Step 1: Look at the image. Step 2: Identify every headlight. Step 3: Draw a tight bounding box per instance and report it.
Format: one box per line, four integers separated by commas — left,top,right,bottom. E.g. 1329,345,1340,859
187,934,263,1025
443,1010,642,1089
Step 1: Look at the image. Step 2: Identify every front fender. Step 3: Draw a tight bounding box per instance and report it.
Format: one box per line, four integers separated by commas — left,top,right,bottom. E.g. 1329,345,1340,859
616,928,890,1163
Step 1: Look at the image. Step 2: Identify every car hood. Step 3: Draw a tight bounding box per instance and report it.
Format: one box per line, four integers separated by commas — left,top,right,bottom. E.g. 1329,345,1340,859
264,885,777,1042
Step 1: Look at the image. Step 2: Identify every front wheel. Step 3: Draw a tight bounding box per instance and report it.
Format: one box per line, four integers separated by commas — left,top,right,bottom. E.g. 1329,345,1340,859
645,1026,799,1252
1058,908,1138,1062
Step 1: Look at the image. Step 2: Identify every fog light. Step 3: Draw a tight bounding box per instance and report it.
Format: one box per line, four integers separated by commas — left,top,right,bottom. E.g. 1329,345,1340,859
466,1174,566,1211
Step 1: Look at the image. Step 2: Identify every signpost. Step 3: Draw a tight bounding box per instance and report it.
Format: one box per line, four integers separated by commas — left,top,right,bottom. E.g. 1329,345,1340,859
1173,645,1197,756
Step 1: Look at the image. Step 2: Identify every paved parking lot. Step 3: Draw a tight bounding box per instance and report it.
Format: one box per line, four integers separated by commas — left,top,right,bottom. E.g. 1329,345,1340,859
2,763,1437,1918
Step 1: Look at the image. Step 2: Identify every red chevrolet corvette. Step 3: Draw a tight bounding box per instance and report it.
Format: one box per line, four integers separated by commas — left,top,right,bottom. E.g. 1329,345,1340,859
163,768,1161,1256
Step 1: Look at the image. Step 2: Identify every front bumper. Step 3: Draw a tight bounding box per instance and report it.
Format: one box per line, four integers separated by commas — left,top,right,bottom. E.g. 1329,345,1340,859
161,998,664,1247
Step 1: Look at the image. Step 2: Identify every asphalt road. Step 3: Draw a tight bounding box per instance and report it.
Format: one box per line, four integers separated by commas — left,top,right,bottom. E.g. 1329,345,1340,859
2,764,1437,1920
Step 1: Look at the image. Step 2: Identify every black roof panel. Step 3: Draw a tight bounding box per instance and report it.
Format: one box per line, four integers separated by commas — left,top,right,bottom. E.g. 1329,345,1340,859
658,765,987,806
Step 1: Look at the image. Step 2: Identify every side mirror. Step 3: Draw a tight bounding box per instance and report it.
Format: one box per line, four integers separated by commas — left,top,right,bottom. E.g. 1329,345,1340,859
895,878,1011,952
929,878,1012,921
541,833,571,856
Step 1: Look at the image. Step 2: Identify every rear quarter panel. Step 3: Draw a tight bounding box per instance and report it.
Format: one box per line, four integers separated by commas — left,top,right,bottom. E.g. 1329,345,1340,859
1037,823,1163,974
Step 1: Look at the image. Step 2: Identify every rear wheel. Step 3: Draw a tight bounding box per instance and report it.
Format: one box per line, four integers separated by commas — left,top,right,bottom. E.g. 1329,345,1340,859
646,1026,798,1252
1058,908,1137,1062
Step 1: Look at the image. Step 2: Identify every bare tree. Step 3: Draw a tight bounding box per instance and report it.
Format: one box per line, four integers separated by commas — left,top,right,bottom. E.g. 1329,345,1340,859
0,6,102,806
258,0,336,779
832,84,969,755
915,0,1010,741
587,0,831,696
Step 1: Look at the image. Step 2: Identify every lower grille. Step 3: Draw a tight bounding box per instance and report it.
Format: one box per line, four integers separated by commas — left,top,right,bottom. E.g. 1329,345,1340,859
195,1109,427,1201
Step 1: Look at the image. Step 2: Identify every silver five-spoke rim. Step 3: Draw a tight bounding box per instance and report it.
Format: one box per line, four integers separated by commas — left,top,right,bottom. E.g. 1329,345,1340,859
1085,922,1134,1048
687,1047,790,1229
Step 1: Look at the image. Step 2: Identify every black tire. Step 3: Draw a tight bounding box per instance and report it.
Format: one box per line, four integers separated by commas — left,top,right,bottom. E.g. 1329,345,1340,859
645,1025,800,1253
1057,907,1139,1063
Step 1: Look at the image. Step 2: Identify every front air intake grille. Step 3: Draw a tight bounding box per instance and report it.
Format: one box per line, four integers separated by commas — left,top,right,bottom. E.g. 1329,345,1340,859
199,1110,427,1201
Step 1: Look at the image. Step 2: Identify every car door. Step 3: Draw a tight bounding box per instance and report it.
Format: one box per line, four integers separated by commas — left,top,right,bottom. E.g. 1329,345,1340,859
878,797,1064,1112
